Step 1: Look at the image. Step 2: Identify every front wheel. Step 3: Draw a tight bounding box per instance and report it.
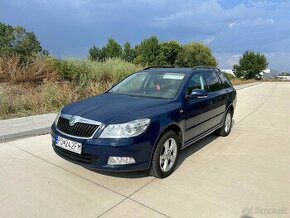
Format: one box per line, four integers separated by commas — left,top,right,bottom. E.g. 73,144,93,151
149,131,180,178
217,110,233,137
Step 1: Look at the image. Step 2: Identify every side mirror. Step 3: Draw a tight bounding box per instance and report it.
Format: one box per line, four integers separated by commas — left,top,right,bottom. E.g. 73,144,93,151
185,89,208,100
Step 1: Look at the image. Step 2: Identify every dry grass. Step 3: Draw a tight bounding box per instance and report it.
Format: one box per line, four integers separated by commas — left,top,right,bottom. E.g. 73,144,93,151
0,55,58,84
0,81,110,119
230,78,256,85
0,56,135,119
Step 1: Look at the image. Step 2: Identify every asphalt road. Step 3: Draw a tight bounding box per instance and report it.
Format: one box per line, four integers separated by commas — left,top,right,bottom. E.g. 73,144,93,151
0,82,289,218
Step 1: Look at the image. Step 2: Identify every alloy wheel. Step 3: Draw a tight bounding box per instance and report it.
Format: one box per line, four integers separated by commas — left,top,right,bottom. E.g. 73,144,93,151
224,112,232,133
159,137,178,172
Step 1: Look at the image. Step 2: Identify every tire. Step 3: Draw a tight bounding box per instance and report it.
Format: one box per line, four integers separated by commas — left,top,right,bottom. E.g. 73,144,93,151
217,109,233,137
149,131,180,178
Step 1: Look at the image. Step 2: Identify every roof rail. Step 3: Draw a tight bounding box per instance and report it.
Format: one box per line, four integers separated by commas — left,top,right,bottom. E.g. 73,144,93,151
142,65,221,71
192,66,221,71
143,66,175,70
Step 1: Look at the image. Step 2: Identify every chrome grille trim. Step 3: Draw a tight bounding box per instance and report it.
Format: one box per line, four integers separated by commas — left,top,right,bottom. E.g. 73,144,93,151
56,114,103,139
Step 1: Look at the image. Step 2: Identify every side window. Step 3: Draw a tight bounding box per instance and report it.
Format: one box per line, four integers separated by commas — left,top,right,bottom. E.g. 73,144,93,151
218,72,232,88
204,71,223,92
186,73,206,95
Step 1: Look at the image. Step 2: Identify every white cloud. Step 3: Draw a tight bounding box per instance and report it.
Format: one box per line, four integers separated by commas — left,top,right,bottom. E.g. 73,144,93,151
217,53,241,69
225,54,240,67
228,22,236,28
203,36,215,44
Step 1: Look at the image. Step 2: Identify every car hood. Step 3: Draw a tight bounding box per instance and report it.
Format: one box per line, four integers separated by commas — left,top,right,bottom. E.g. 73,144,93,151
61,93,172,124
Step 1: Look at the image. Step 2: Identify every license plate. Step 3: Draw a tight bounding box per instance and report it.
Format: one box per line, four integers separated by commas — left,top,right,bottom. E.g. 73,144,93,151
55,136,82,154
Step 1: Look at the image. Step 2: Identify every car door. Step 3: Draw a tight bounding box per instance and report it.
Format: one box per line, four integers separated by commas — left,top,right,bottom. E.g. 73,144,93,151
183,72,213,142
203,70,227,129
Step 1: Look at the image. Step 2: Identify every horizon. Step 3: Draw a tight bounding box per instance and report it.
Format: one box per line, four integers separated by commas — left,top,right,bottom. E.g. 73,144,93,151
1,0,290,72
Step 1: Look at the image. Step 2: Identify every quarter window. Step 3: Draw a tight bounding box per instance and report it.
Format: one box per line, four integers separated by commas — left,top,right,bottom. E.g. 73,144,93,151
204,71,223,92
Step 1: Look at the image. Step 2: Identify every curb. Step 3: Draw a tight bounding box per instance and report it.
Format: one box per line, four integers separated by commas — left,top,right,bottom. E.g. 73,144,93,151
234,82,261,90
0,127,51,143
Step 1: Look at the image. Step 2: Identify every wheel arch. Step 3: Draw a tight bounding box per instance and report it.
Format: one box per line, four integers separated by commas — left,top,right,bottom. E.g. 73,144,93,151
148,122,183,168
226,103,234,115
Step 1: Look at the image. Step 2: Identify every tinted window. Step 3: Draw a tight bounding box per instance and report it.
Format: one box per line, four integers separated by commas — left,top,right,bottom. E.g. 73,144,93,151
186,73,206,95
218,72,232,88
204,71,223,92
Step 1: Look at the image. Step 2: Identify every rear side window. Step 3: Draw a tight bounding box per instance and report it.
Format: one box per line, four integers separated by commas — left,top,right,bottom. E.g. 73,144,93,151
218,72,232,88
204,71,223,92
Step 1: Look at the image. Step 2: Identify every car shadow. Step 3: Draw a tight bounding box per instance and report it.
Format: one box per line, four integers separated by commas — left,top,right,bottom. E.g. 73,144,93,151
85,167,149,179
84,120,236,179
176,118,236,170
176,134,218,170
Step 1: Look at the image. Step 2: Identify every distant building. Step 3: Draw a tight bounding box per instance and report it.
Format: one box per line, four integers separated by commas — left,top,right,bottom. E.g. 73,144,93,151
220,69,235,76
277,75,290,80
259,68,279,79
221,68,280,79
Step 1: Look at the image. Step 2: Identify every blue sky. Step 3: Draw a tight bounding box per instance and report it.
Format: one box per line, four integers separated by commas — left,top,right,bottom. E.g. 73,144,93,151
1,0,290,71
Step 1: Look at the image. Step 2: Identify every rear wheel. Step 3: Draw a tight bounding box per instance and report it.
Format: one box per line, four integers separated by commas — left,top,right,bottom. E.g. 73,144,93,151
149,131,180,178
217,110,233,137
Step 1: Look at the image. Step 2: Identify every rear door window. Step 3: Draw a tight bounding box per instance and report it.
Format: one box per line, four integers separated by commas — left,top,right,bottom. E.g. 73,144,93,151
204,71,223,92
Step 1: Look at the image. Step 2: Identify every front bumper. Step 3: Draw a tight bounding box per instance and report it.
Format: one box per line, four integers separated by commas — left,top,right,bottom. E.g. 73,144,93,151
51,124,158,172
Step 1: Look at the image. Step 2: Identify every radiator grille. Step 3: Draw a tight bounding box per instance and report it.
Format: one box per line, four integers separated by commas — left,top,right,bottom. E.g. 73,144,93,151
57,116,99,138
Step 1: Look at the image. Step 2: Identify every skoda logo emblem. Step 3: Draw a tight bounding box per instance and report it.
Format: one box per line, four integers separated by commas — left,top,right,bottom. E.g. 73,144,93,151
69,116,77,126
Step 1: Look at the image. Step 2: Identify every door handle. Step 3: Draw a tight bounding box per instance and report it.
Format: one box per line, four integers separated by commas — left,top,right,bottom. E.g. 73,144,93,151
208,100,213,105
197,95,207,99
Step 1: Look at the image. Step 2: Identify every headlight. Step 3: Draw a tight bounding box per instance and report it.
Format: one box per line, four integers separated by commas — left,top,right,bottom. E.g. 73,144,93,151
54,111,61,125
99,118,150,138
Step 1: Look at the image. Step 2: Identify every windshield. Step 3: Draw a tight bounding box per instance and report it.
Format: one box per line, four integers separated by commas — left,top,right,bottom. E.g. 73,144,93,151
109,72,186,99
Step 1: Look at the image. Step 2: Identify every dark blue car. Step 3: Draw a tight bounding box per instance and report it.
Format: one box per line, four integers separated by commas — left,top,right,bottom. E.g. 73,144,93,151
51,66,237,178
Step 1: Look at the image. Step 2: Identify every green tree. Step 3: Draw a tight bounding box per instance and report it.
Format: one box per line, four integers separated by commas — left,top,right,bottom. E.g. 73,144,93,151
134,36,160,65
233,51,268,79
88,45,106,62
157,41,182,66
175,42,217,67
104,38,122,58
122,42,135,62
0,22,14,56
88,45,99,61
0,22,42,61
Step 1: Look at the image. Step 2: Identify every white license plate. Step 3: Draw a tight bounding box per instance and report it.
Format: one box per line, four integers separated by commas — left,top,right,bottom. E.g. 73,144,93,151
56,136,82,154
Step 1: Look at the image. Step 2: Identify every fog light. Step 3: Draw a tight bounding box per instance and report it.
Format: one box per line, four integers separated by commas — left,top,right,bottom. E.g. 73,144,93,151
107,156,136,165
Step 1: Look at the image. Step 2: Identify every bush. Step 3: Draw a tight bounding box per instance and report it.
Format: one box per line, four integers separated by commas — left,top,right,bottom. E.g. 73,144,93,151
223,72,235,80
53,58,140,85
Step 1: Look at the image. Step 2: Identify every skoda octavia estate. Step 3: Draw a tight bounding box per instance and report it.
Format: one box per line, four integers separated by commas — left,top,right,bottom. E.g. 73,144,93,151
51,66,237,178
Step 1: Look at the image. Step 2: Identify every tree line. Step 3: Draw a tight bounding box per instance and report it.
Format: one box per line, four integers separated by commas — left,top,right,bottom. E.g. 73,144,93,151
88,36,217,67
1,21,270,79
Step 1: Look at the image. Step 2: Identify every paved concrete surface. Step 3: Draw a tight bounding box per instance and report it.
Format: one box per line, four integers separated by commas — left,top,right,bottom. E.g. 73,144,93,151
0,82,260,143
1,82,290,218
